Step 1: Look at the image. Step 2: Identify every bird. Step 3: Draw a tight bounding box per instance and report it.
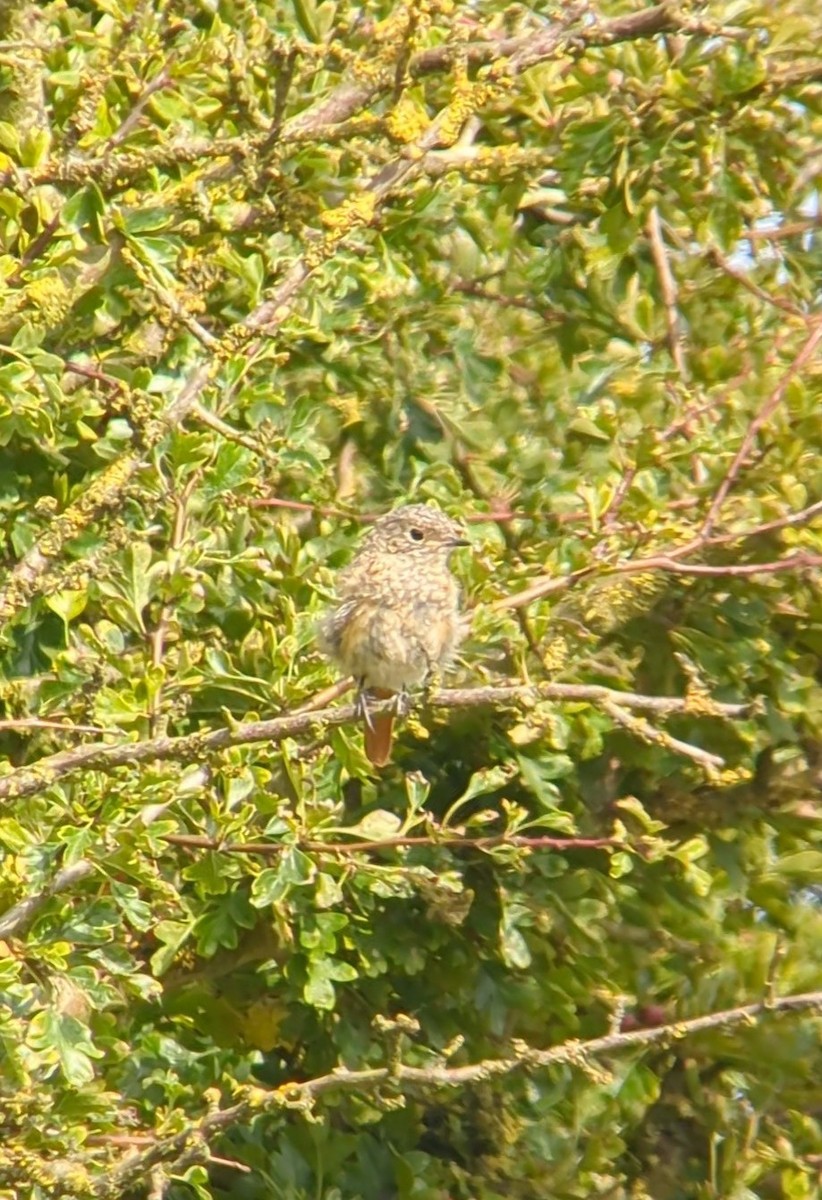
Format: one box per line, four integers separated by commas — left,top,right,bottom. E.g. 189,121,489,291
318,504,469,766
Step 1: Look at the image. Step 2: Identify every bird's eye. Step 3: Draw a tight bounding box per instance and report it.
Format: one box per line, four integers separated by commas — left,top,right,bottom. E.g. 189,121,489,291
408,527,425,542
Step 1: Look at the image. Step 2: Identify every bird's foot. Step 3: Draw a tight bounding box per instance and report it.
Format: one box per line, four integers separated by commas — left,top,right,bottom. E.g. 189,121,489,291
422,667,442,705
354,683,375,732
355,684,411,728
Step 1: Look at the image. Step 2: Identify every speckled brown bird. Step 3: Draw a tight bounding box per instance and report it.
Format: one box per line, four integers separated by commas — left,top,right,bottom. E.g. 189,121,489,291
319,504,469,766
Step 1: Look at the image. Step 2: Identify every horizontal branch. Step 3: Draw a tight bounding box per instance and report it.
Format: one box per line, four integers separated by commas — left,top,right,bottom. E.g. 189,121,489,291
0,683,748,805
161,831,622,857
698,498,822,548
0,826,624,940
746,216,822,242
0,718,108,735
411,3,676,75
84,988,822,1197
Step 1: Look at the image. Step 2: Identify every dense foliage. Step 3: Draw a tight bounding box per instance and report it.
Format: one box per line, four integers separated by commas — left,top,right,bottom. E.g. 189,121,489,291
1,1,821,1196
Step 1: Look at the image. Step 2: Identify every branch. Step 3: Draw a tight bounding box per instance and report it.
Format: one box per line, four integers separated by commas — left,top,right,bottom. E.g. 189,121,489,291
602,700,724,773
0,683,748,805
707,244,806,318
106,64,174,150
493,500,822,611
698,498,822,547
622,551,822,578
647,207,688,378
79,988,822,1197
700,319,822,538
0,825,623,939
746,217,822,242
0,860,94,939
411,3,677,76
161,832,622,857
0,718,108,735
6,5,683,193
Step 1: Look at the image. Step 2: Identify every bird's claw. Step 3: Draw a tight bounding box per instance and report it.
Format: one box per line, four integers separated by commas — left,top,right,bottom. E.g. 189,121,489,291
354,685,375,732
355,685,411,729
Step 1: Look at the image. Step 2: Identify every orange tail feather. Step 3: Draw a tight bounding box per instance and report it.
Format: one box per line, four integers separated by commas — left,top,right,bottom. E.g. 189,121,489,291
364,687,395,767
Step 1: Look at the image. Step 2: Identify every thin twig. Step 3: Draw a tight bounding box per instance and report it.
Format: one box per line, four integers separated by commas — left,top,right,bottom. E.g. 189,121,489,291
701,499,822,547
599,467,638,532
148,475,199,735
647,207,688,378
190,402,272,457
411,3,674,76
106,65,174,151
493,500,822,611
700,320,822,538
7,213,61,285
490,567,594,610
746,217,822,242
0,829,622,939
707,245,805,318
0,718,108,734
64,361,128,395
292,678,354,712
450,278,568,326
623,552,822,578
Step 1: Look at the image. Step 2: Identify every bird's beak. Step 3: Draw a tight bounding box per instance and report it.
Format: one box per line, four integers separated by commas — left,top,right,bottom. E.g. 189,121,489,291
449,537,471,547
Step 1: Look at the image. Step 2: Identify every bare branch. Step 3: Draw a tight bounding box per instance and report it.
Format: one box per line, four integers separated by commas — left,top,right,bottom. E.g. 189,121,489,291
702,499,822,547
411,3,676,76
746,217,822,242
106,64,174,151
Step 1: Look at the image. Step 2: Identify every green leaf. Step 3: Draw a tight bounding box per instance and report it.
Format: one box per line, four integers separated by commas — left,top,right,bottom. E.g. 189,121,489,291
26,1009,102,1086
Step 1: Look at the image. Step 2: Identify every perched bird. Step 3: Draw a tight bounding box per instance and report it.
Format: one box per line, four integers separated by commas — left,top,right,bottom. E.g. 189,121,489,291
319,504,469,766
